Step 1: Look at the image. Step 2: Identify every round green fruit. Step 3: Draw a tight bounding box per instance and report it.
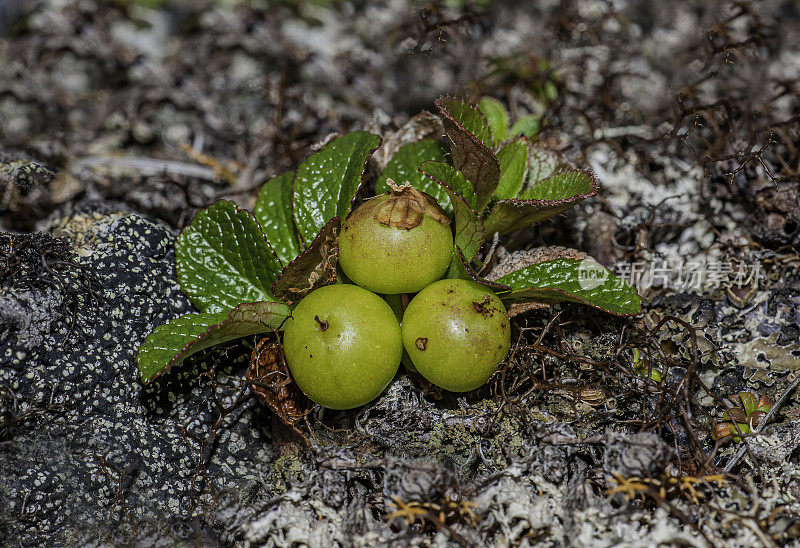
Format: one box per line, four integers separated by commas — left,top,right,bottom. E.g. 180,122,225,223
401,279,511,392
283,284,402,410
338,181,453,294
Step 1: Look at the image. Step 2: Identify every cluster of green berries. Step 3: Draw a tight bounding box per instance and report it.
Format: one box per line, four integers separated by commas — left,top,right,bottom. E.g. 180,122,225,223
283,183,511,409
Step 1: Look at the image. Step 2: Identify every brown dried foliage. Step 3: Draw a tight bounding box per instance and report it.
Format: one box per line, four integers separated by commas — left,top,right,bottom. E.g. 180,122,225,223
246,336,311,443
488,306,777,479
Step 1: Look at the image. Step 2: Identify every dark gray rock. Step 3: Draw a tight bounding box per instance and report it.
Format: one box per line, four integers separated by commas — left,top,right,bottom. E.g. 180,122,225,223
382,456,456,504
0,286,63,349
0,206,276,545
603,429,674,480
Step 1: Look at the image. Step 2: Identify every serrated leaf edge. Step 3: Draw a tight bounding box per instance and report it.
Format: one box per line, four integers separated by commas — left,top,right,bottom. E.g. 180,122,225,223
495,168,599,206
434,97,501,202
175,200,284,304
436,96,499,164
290,132,382,247
418,161,486,257
500,285,641,316
140,301,291,384
435,96,495,145
496,258,642,318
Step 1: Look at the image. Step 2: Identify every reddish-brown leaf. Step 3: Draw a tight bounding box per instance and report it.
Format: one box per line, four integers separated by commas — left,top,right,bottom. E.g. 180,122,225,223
246,337,311,443
435,98,500,211
271,217,341,306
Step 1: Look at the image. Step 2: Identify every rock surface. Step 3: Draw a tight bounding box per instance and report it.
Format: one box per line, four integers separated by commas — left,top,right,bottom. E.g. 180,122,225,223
0,206,277,543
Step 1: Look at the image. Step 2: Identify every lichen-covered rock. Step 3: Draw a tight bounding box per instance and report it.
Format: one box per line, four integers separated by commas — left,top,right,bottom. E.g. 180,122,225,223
0,205,278,544
603,430,674,480
1,284,63,348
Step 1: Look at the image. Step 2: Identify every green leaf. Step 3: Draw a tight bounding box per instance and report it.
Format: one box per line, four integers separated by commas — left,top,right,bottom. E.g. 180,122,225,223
723,408,748,424
436,97,494,147
543,80,559,102
527,144,570,184
523,171,595,200
435,98,500,211
484,170,597,235
292,131,382,245
494,140,528,199
419,161,484,261
478,96,509,145
495,258,642,316
137,301,291,384
176,201,283,313
739,392,758,416
447,245,511,291
376,139,449,212
272,217,341,306
509,114,540,139
254,171,301,266
418,160,476,208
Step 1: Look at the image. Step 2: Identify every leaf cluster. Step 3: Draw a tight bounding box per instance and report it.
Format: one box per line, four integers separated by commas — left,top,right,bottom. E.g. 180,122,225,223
137,97,641,384
710,392,773,444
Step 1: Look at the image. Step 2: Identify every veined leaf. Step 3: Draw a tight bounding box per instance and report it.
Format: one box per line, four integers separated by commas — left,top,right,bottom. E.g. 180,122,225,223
494,140,528,199
272,217,341,305
495,258,641,316
485,170,598,235
176,200,283,313
436,97,494,148
137,301,292,384
478,96,509,145
527,144,570,184
523,171,594,200
376,139,449,212
254,171,301,266
435,98,500,211
419,160,476,208
420,161,484,262
292,131,382,245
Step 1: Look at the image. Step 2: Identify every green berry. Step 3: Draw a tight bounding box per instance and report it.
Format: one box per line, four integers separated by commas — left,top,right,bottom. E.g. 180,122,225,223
283,284,402,409
338,181,453,294
401,279,511,392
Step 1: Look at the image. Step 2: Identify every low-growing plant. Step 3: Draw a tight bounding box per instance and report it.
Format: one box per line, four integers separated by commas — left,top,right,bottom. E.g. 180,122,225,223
631,348,662,383
711,392,773,444
136,96,641,410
